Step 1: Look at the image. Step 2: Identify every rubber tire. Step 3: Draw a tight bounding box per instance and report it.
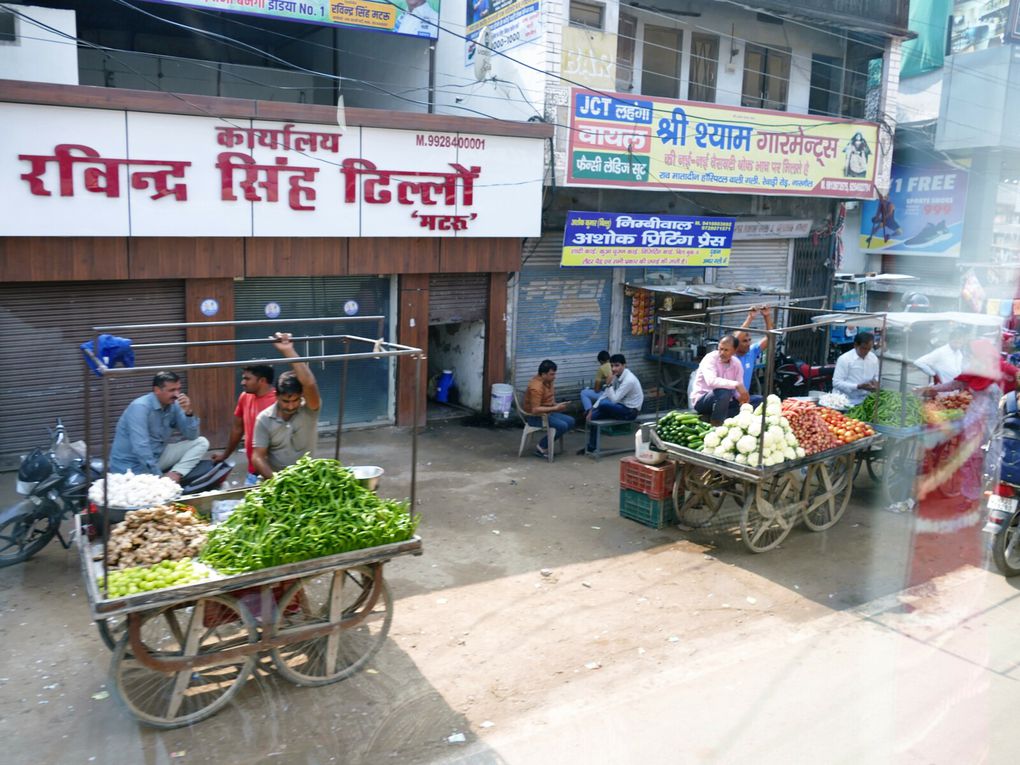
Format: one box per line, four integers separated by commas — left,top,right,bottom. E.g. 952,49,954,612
992,510,1020,577
0,513,58,568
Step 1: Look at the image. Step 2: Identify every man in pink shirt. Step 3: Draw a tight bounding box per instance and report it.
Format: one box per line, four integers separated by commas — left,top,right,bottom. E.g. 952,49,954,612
212,364,276,484
690,335,750,425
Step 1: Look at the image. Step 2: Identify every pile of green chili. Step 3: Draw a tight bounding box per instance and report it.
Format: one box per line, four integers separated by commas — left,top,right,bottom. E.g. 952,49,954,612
199,456,419,574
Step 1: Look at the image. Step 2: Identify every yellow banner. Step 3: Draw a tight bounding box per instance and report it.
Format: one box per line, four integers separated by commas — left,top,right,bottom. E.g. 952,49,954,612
566,88,880,198
560,26,616,91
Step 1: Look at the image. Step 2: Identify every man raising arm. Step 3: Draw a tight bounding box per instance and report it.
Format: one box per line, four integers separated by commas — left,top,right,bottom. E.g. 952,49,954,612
250,333,322,479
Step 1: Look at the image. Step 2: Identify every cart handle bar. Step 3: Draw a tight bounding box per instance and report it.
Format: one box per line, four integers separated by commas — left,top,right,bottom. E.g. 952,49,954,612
92,316,384,332
131,332,384,350
83,344,422,376
704,295,828,314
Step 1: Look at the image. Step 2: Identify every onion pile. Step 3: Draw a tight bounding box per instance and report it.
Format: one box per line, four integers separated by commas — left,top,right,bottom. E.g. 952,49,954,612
784,407,841,454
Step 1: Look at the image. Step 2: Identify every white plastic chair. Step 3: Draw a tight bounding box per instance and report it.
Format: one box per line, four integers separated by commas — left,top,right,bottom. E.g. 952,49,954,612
514,390,557,462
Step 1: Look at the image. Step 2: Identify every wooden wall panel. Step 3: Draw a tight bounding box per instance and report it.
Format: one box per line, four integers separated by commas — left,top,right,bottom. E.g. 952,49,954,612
397,273,429,427
349,238,440,275
130,238,244,279
245,238,347,276
440,238,522,273
184,279,235,450
483,272,509,412
0,237,128,281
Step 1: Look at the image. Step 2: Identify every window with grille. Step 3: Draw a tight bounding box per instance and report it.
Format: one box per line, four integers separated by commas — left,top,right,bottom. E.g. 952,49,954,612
688,33,719,102
741,43,790,110
569,1,604,30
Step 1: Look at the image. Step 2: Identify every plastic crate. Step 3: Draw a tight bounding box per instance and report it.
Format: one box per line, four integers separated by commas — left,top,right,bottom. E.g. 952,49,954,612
619,457,677,500
619,488,676,529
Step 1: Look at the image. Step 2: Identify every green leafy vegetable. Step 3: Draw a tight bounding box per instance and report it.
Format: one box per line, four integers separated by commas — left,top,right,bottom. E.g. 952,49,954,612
199,456,419,574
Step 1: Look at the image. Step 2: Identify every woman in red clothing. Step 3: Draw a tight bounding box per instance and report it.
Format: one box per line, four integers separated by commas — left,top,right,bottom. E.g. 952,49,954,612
907,339,1003,586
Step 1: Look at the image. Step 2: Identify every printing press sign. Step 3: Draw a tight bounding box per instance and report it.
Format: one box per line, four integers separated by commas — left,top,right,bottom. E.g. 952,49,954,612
561,211,735,267
0,102,542,238
144,0,441,40
566,88,880,199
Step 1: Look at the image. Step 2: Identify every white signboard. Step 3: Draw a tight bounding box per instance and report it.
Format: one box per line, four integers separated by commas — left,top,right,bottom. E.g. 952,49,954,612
0,102,544,238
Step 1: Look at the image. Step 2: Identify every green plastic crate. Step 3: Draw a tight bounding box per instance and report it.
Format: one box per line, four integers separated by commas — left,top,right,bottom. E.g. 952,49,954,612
619,488,676,529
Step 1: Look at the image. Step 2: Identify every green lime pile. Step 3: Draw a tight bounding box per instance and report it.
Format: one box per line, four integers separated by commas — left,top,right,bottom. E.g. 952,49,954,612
99,558,212,597
655,410,711,449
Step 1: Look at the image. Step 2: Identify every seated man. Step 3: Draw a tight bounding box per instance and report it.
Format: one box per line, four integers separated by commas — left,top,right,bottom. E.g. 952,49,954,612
832,331,879,406
690,335,749,426
524,359,575,458
212,363,276,485
580,350,612,413
109,371,209,483
582,354,644,454
250,333,322,479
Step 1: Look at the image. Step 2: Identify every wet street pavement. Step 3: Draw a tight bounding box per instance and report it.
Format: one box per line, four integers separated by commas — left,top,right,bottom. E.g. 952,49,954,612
2,421,1019,764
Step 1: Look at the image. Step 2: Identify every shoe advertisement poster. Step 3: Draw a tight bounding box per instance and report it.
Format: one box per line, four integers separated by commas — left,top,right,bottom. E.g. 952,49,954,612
858,161,969,257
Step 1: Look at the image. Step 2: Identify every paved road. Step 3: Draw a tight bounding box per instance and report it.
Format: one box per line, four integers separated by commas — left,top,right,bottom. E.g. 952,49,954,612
1,422,1018,764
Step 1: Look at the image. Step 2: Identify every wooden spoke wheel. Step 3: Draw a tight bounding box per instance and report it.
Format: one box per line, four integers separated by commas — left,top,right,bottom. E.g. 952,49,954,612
675,467,729,528
270,566,392,687
739,472,802,553
879,439,919,505
111,595,258,729
802,454,855,531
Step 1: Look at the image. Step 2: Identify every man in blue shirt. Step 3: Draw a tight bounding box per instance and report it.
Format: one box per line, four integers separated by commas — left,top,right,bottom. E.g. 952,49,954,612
735,305,773,400
109,371,209,483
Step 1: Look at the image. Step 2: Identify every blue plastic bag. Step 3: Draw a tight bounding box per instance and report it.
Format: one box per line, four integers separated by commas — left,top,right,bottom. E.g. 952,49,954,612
80,334,135,377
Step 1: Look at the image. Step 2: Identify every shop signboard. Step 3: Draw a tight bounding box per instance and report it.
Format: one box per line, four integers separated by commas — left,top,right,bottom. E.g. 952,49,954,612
143,0,441,40
0,102,542,238
949,0,1014,52
857,161,968,258
465,0,541,65
566,87,880,199
561,211,735,267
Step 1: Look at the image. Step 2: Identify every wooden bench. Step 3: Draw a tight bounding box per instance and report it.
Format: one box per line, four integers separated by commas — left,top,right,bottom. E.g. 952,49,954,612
583,412,659,461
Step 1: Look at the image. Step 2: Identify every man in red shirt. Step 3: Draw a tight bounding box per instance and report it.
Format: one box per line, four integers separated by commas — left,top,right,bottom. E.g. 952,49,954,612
212,364,276,484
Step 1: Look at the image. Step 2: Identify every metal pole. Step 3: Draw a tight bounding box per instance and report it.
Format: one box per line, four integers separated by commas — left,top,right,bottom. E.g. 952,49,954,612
411,353,421,511
83,352,92,486
336,337,350,460
101,373,111,597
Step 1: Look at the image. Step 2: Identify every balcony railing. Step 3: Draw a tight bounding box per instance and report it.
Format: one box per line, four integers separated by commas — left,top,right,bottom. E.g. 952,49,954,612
750,0,910,37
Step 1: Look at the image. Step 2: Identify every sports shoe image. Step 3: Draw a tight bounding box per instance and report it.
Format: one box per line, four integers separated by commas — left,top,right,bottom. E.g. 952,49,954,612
904,220,952,248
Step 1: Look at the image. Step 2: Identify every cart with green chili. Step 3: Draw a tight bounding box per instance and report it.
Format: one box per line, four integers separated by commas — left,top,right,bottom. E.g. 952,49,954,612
78,317,426,728
833,311,1003,504
650,306,884,553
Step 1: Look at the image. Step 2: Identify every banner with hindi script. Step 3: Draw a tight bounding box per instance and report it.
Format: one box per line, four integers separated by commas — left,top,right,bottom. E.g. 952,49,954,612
143,0,440,40
566,88,880,199
561,211,735,267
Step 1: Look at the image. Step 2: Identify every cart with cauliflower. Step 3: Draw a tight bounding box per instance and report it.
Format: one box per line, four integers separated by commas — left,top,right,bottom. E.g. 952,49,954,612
651,308,884,552
77,317,426,728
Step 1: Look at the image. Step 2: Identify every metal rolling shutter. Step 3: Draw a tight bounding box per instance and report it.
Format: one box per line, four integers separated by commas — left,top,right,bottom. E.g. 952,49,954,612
513,234,614,392
233,276,392,428
0,281,185,468
428,274,488,325
714,239,792,334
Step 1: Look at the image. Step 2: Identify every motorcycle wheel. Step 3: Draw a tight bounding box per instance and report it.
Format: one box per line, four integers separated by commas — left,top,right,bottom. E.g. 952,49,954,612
992,510,1020,577
0,513,59,567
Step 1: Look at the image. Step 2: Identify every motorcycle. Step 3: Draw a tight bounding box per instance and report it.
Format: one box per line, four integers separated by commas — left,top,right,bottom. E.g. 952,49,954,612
1,420,235,567
984,391,1020,576
774,349,836,399
0,420,97,567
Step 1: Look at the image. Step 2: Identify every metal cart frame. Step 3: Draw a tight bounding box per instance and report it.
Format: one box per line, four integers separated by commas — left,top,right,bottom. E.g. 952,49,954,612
78,318,426,728
651,306,886,552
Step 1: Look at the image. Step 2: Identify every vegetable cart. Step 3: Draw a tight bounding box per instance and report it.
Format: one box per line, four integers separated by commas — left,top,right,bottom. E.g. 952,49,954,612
78,317,426,727
651,306,886,552
830,311,1002,504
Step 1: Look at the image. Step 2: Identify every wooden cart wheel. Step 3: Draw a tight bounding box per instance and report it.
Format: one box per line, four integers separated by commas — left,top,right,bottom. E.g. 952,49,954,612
96,616,126,651
271,566,392,687
739,473,800,553
880,439,918,505
675,467,728,528
111,595,258,729
802,454,854,531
